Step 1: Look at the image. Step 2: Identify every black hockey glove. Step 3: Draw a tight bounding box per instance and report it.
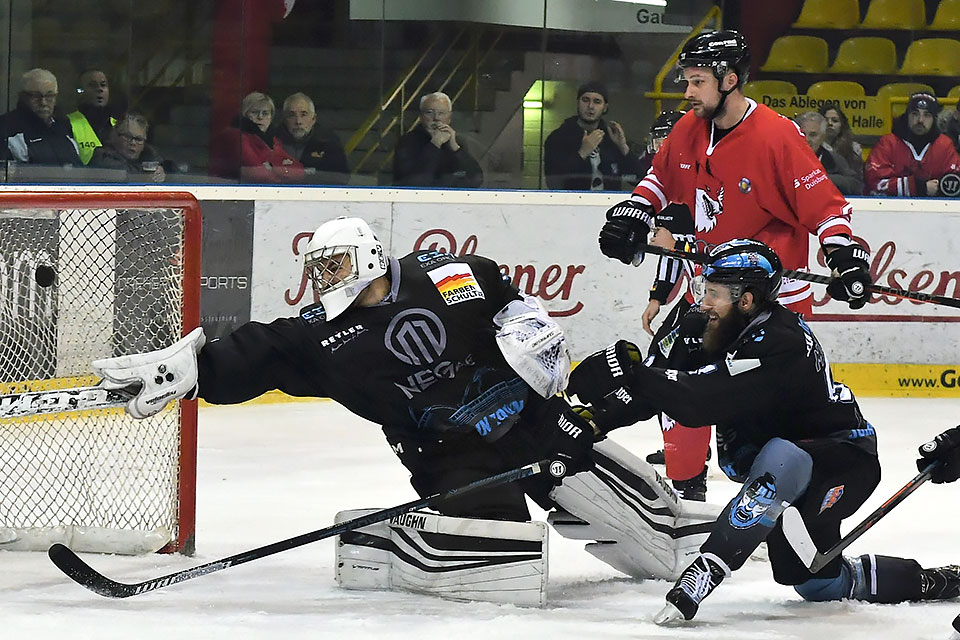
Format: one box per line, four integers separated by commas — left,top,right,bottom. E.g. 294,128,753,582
568,341,656,431
825,242,872,310
917,426,960,484
527,397,596,482
600,200,654,265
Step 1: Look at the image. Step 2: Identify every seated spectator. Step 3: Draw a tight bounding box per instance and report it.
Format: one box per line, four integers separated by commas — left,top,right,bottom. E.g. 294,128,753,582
939,107,960,156
819,103,864,177
68,69,118,165
865,93,960,197
392,91,483,188
209,91,304,183
89,112,165,182
277,92,349,185
543,82,642,191
795,111,863,195
0,68,81,167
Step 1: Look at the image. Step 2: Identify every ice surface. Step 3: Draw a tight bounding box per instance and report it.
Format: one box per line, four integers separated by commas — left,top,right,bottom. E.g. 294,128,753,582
3,397,959,639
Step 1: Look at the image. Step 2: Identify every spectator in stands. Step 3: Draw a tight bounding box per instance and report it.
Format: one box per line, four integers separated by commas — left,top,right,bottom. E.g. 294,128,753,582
796,111,862,196
392,91,483,188
209,91,305,183
939,107,960,156
865,93,960,198
277,92,349,185
0,68,81,167
67,69,117,165
819,103,863,178
89,112,165,182
543,82,642,191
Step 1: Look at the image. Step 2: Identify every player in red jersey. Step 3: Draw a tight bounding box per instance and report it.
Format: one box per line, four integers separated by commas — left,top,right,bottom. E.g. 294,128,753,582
595,30,873,500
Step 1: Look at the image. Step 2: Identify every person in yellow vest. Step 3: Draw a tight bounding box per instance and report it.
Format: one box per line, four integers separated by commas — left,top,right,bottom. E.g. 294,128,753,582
67,69,117,165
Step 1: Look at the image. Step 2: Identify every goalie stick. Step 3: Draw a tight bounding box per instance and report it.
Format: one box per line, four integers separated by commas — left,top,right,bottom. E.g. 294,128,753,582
49,458,552,598
636,243,960,309
0,383,135,419
781,461,936,573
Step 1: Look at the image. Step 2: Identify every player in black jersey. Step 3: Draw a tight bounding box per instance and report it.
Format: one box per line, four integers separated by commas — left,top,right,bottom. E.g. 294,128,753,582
569,238,960,623
91,216,720,595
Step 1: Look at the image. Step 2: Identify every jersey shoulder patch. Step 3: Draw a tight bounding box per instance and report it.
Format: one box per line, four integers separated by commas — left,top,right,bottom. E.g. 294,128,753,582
426,262,486,306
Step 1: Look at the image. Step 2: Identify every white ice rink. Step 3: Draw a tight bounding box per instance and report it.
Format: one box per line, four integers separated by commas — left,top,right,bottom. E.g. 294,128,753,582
3,397,959,640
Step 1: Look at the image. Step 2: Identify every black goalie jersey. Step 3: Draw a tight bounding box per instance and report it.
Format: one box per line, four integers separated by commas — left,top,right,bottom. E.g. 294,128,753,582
197,251,536,444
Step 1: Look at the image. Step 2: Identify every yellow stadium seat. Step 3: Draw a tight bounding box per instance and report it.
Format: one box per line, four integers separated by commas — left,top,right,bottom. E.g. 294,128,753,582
930,0,960,30
743,80,798,99
807,81,866,100
760,36,829,73
876,82,936,117
948,86,960,99
859,0,926,30
829,37,898,74
900,39,960,76
793,0,860,29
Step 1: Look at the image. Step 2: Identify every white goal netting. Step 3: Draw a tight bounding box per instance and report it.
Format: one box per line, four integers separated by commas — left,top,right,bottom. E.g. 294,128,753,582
0,197,199,554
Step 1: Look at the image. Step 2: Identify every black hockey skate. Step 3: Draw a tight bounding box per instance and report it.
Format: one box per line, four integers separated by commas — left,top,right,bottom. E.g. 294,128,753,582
645,448,711,466
654,553,731,624
920,565,960,600
672,466,708,501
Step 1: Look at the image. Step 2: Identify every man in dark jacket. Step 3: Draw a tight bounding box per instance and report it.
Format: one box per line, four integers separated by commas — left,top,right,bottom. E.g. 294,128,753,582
796,111,863,196
89,112,166,182
278,92,349,185
392,92,483,188
543,82,642,191
0,68,81,167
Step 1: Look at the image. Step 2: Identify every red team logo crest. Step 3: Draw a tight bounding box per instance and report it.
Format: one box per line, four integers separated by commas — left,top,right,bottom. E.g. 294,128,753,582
694,184,724,232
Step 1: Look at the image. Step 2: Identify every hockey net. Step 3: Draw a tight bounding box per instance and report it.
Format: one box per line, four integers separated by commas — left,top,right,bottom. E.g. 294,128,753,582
0,192,200,555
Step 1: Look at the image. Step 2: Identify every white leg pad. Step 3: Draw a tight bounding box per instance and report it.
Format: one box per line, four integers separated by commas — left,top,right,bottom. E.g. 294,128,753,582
335,509,548,607
549,438,722,580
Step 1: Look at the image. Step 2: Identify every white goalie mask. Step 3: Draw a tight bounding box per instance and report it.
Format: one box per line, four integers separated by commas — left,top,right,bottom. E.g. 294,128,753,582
303,217,388,321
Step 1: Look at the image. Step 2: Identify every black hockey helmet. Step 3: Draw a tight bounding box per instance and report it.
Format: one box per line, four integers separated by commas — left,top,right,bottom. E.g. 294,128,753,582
703,239,782,302
677,30,750,88
648,110,685,154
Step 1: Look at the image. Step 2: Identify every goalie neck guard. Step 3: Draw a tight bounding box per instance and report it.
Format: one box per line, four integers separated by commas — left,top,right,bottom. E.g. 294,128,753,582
303,217,387,321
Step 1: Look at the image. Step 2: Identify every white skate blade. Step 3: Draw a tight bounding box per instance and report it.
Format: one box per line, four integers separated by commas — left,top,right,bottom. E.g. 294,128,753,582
653,601,685,626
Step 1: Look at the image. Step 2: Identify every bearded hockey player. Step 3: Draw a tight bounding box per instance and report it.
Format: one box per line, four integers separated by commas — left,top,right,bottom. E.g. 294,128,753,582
90,216,718,606
569,239,960,623
598,29,873,502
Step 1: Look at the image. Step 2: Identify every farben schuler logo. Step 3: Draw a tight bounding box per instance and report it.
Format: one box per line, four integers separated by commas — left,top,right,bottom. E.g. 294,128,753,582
427,263,485,306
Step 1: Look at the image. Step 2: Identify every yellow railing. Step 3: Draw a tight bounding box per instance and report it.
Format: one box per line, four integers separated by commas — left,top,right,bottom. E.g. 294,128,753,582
644,5,722,114
346,27,504,176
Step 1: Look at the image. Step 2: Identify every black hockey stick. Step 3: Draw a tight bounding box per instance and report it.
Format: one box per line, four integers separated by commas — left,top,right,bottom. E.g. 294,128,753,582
637,243,960,309
781,461,937,573
49,458,552,598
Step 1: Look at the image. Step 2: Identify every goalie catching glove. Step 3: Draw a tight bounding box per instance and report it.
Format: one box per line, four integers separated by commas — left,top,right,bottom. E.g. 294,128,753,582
568,340,656,432
600,199,654,266
824,240,872,310
92,327,206,419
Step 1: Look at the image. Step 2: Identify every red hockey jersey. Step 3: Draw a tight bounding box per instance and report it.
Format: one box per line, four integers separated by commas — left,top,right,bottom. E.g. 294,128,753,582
633,101,854,309
864,131,960,197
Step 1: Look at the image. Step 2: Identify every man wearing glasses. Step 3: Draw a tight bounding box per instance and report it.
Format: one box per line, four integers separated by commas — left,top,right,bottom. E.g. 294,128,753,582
393,91,483,188
0,68,81,167
90,112,166,182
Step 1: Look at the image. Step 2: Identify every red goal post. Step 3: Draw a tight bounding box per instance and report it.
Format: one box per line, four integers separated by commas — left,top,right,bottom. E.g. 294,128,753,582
0,191,201,555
